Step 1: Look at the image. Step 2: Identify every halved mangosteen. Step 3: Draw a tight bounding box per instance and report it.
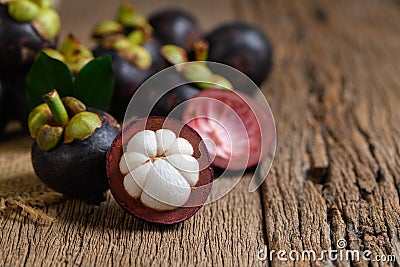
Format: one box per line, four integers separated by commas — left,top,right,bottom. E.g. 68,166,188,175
107,117,213,224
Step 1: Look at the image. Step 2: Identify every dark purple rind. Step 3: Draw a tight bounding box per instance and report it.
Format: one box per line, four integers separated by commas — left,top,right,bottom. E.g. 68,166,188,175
0,4,57,72
31,109,120,198
206,22,272,87
106,117,213,224
149,9,202,51
93,39,167,120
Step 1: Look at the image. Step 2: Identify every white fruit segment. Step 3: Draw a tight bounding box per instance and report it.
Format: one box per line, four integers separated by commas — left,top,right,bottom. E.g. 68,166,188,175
123,162,153,198
141,159,191,210
166,137,194,156
156,129,176,155
165,154,199,186
119,152,149,175
120,129,199,211
126,130,157,158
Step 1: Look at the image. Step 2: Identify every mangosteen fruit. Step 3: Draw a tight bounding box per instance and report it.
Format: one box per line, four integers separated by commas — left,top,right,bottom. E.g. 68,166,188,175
149,44,233,118
93,37,166,119
43,34,94,75
29,90,120,198
3,71,30,128
206,22,273,86
0,0,60,72
91,4,167,120
107,117,213,224
182,89,275,170
0,76,7,134
149,9,202,51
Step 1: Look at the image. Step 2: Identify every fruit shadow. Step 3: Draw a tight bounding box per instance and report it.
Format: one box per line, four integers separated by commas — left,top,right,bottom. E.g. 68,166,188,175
56,192,181,233
213,165,257,178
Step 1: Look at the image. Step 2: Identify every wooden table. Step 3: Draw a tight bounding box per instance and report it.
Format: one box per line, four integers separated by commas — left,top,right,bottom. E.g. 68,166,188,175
1,0,399,266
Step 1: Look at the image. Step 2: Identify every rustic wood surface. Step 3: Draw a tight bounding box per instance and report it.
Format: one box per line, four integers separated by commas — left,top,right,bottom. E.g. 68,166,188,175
1,0,400,266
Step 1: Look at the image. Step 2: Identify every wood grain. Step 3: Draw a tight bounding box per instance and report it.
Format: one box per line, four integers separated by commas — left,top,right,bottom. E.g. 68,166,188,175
1,0,400,266
1,3,266,267
245,0,400,266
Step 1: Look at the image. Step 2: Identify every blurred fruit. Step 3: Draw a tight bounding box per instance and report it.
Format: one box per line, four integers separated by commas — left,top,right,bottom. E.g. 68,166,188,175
149,9,202,51
92,4,167,120
0,1,60,72
206,22,272,86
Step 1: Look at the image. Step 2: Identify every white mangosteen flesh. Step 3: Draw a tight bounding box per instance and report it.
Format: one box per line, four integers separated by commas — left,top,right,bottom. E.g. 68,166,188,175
119,129,199,211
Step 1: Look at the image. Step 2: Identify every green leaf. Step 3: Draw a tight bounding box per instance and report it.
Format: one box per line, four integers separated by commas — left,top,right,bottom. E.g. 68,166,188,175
26,52,74,109
73,55,114,110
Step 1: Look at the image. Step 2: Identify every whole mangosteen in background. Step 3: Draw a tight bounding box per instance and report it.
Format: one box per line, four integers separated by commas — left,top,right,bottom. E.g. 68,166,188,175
91,3,167,120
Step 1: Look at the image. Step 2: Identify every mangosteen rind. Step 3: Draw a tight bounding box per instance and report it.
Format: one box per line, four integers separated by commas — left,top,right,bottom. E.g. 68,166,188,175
149,9,202,51
31,109,120,198
0,4,57,72
206,22,273,86
93,39,166,119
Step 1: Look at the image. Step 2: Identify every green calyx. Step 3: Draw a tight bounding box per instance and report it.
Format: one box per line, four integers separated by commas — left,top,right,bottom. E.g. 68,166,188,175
193,40,209,62
44,35,94,74
90,3,153,70
161,45,189,68
28,103,54,138
160,43,234,90
36,124,63,151
7,0,39,22
116,3,153,33
64,112,101,144
92,20,124,38
30,0,51,8
116,41,151,70
32,7,61,40
7,0,61,40
62,97,86,115
182,62,232,89
28,90,103,152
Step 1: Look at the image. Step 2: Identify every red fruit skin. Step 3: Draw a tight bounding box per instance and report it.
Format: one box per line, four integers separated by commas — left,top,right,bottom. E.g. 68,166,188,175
106,117,213,224
182,89,275,170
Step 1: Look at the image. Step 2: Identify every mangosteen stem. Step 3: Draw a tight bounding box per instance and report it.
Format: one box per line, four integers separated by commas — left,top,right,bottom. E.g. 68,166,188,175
194,40,209,61
43,90,69,126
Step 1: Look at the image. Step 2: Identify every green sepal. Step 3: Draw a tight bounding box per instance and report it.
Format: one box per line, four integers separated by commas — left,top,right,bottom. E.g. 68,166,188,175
161,45,188,66
36,124,64,151
31,7,61,40
64,112,102,143
182,63,213,83
7,0,39,22
28,103,54,138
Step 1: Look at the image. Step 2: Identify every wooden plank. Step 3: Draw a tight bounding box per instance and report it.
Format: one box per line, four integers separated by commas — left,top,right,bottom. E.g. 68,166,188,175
231,0,400,265
0,0,267,266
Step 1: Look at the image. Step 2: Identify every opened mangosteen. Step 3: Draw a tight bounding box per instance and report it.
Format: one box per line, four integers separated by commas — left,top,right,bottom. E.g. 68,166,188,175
148,9,202,51
0,0,60,72
206,22,273,86
181,89,275,171
91,3,167,120
29,90,120,198
107,117,213,224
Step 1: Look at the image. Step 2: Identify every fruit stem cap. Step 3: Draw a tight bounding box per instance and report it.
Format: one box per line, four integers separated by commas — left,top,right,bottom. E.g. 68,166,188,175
42,89,69,126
